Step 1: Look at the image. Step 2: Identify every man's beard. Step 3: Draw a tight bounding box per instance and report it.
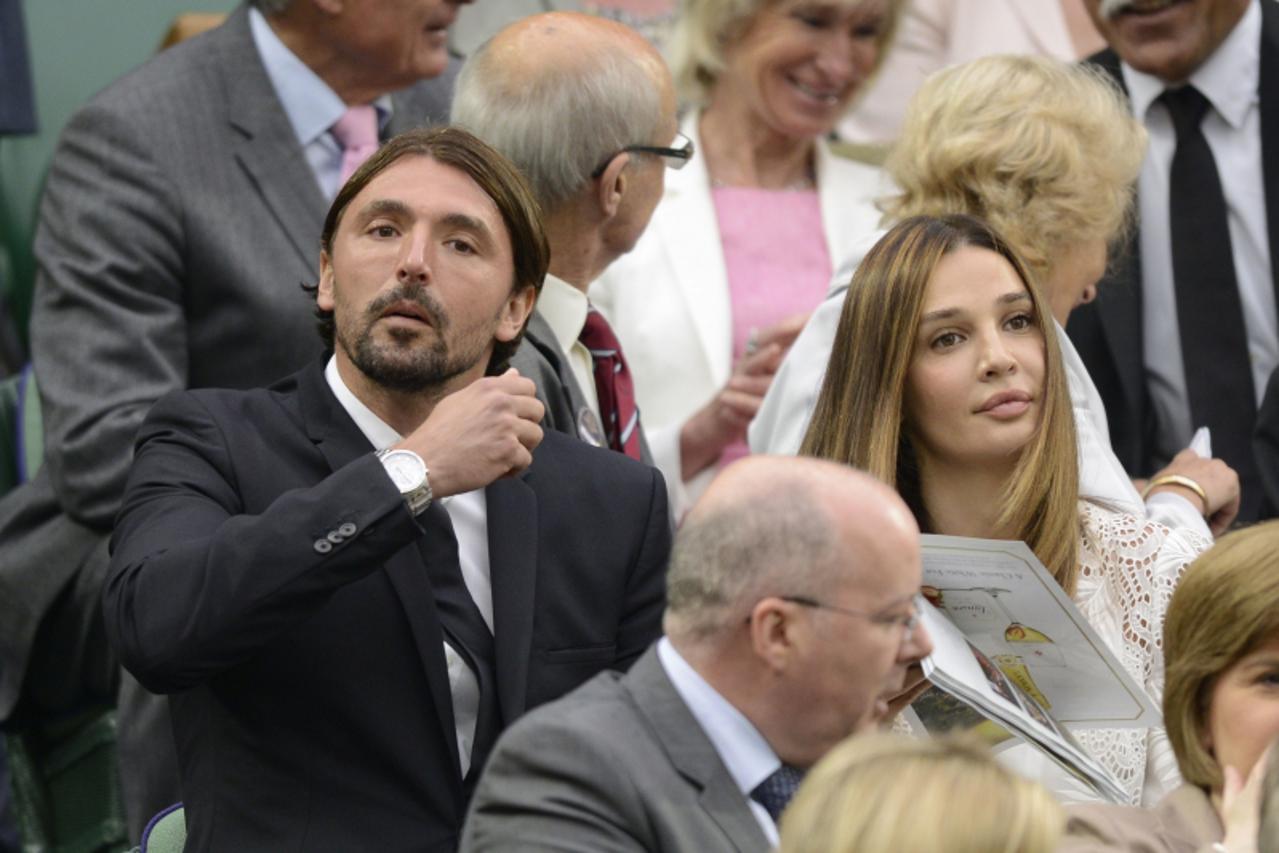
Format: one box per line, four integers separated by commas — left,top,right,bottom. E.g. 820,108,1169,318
336,282,489,394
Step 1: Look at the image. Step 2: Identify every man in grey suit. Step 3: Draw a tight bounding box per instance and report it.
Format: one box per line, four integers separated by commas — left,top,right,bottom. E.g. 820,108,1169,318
0,0,465,838
452,13,686,463
460,456,933,852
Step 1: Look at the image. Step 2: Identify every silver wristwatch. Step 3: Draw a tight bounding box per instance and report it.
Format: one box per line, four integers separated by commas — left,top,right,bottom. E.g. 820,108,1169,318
376,448,432,515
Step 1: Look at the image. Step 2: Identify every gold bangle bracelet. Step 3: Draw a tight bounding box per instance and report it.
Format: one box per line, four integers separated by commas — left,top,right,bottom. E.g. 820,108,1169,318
1141,473,1208,510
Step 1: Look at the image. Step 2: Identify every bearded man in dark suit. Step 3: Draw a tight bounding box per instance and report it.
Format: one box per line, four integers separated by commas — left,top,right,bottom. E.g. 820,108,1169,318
103,127,670,852
0,0,466,835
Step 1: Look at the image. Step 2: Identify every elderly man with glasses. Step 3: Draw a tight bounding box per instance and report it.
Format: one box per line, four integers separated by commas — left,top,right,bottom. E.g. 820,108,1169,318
460,455,933,853
452,13,685,464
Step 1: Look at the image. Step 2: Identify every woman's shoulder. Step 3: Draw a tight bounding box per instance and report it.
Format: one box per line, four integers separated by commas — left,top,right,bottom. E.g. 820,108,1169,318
1061,784,1220,852
1061,799,1162,852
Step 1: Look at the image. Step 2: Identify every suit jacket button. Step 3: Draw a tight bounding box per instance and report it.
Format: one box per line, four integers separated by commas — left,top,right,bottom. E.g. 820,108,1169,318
326,530,345,544
337,522,357,537
314,539,333,554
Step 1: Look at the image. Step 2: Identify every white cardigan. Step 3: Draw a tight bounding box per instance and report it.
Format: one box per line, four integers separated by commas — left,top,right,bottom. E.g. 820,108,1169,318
592,111,891,513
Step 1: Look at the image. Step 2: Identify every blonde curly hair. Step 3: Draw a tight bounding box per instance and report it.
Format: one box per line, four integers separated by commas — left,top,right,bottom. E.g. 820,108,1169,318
882,54,1146,283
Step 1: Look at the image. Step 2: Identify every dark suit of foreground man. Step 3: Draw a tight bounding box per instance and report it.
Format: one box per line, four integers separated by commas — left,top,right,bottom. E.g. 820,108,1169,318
1,0,465,835
462,457,932,852
103,128,670,852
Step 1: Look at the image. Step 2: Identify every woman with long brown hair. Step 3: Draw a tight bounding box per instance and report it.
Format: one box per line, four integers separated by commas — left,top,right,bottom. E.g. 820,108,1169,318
801,214,1209,806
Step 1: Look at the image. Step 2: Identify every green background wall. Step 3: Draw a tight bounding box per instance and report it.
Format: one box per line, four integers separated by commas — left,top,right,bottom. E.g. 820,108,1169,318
0,0,239,348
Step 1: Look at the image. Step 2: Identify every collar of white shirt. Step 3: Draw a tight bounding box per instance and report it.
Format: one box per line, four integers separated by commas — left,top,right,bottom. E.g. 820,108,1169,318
325,355,400,451
536,273,590,354
1121,0,1260,129
656,637,780,838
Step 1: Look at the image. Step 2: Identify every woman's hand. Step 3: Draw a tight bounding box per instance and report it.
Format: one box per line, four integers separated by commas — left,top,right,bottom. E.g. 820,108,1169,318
1145,449,1240,536
1216,746,1270,853
678,313,809,480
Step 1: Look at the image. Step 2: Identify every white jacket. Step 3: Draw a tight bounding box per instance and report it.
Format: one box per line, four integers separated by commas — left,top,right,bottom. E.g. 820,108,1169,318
592,111,892,514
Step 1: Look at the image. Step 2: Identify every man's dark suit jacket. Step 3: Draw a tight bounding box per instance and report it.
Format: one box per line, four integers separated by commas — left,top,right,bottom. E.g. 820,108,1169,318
103,360,671,852
0,4,455,833
1067,2,1279,519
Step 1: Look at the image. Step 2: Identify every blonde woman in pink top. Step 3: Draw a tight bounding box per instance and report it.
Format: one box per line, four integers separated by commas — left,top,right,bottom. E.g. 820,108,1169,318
592,0,901,514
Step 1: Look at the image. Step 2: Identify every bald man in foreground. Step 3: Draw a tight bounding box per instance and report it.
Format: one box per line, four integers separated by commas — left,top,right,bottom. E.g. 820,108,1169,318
452,14,684,462
459,457,933,853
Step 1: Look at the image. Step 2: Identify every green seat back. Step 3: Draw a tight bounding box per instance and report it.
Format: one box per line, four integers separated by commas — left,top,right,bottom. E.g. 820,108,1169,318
6,708,129,853
0,372,19,495
139,805,184,853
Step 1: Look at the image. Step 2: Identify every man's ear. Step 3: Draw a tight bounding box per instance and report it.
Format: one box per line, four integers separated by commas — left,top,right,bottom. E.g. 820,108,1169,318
495,285,537,343
318,250,336,312
748,598,802,674
595,153,630,220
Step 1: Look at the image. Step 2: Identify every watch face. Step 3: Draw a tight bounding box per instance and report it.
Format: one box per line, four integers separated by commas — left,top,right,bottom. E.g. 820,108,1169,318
384,451,426,491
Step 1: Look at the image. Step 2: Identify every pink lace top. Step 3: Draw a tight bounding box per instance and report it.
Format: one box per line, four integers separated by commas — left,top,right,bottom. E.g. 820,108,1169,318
712,186,832,466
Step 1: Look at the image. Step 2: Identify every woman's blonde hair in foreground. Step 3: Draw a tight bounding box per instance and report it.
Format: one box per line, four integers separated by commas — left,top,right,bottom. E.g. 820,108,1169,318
778,733,1064,853
883,54,1146,284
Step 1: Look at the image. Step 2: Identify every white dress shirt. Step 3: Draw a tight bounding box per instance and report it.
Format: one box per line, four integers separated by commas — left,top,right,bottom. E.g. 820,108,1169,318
325,356,493,775
656,638,781,844
249,8,392,200
1124,0,1276,461
535,273,601,418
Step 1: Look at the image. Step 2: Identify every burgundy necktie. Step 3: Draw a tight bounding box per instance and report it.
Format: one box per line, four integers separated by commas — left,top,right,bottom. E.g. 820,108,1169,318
579,306,642,460
331,105,379,187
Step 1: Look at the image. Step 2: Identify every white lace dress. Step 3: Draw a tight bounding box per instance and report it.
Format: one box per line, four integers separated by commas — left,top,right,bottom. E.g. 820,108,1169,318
998,499,1211,806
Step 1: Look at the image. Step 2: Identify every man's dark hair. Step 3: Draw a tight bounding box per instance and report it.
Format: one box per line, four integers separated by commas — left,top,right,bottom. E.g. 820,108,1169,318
306,126,550,375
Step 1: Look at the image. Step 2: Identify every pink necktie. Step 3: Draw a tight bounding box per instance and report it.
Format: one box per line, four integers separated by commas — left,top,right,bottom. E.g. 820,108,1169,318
331,105,379,187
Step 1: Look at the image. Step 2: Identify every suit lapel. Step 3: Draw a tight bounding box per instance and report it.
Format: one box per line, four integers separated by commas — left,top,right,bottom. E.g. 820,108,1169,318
298,358,374,472
296,361,465,780
657,112,733,385
383,548,465,782
527,310,593,425
814,140,891,272
485,474,538,721
1259,0,1279,314
629,651,772,852
1087,49,1148,427
218,7,326,272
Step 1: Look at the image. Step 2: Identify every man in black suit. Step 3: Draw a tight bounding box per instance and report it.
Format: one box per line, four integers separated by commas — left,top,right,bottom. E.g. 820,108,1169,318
102,127,671,852
1068,0,1278,520
1,0,470,836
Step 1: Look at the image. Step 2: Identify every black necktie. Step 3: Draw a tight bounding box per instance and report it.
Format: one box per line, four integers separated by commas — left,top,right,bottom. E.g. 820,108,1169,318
750,763,805,824
1162,84,1260,519
417,502,501,784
